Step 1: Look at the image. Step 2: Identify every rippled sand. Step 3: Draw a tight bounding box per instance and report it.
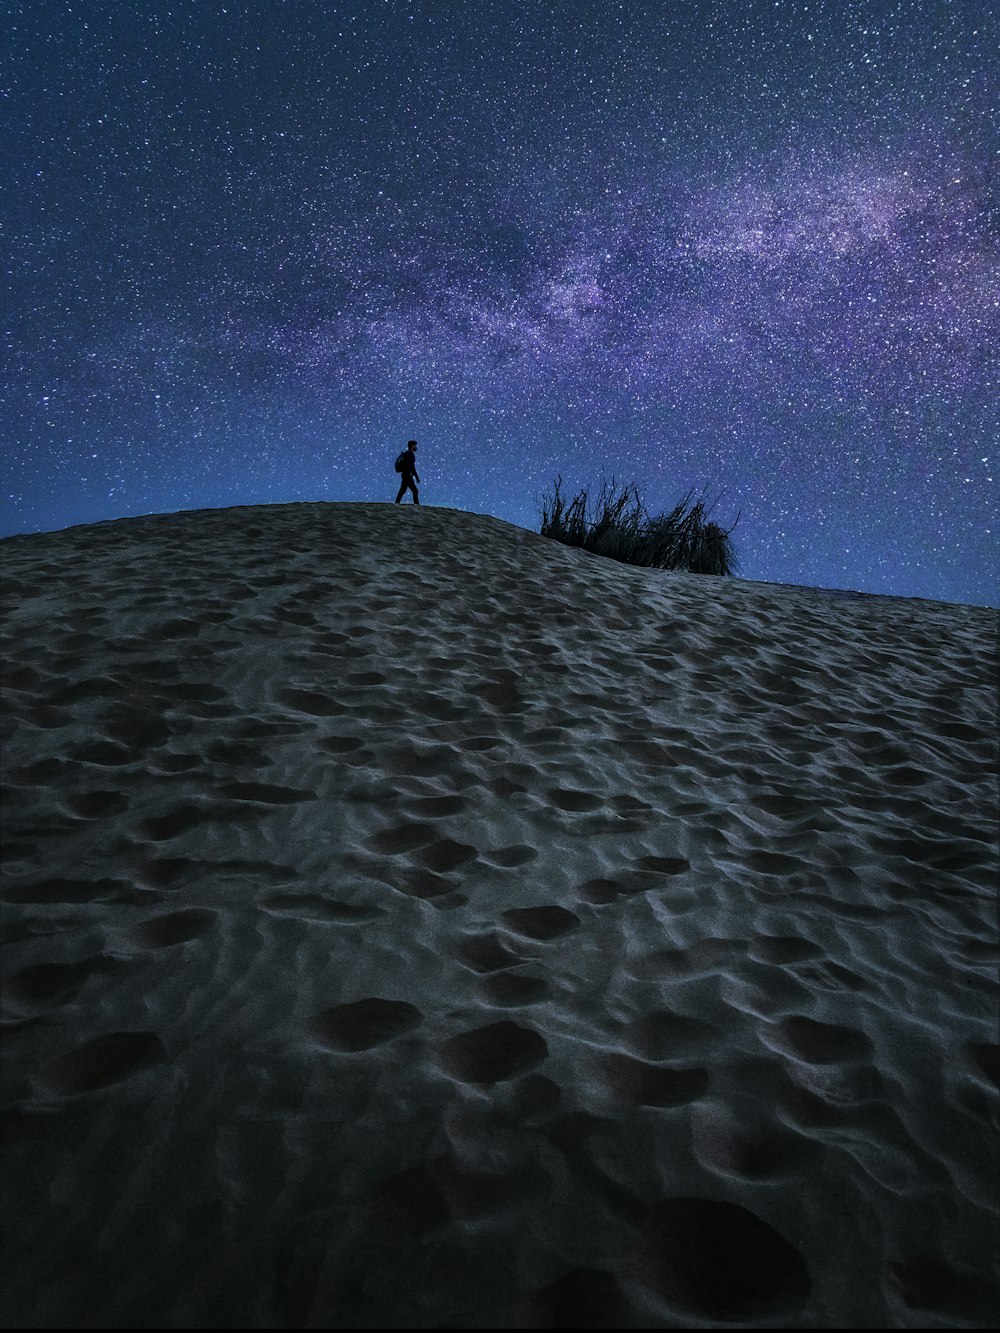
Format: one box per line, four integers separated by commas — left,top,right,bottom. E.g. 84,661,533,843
1,501,997,1328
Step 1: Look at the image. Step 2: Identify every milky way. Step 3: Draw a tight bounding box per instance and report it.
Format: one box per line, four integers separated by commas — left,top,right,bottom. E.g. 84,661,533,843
5,0,998,605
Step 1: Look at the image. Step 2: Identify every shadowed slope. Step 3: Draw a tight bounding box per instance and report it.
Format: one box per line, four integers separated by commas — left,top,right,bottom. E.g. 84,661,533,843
1,501,997,1330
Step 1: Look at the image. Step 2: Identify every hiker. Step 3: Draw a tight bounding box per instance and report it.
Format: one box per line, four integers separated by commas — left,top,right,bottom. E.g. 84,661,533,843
394,440,420,504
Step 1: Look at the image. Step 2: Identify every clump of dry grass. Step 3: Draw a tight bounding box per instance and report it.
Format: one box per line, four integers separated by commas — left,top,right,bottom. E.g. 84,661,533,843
538,476,739,576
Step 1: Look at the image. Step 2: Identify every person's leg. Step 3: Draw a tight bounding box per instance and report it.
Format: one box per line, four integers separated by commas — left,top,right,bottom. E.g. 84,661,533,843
410,480,420,504
395,479,407,503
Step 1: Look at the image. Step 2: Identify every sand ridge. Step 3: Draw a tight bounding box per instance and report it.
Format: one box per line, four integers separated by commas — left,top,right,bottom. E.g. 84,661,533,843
1,500,997,1328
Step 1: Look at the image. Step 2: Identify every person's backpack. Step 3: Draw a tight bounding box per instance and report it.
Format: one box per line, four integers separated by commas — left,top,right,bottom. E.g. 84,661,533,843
394,451,407,473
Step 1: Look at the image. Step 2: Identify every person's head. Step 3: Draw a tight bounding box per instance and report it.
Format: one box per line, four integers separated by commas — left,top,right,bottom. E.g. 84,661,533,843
407,440,418,452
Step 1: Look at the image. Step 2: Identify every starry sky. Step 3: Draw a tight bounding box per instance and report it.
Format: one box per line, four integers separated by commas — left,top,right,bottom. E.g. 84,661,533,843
5,0,998,606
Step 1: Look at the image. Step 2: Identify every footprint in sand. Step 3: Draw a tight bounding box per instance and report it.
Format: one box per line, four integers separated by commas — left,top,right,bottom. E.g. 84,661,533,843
749,935,823,965
66,790,130,819
3,955,123,1008
630,1197,811,1320
510,1072,562,1118
379,743,465,779
235,718,307,739
627,937,744,980
599,1054,708,1107
406,794,468,817
136,857,205,888
153,617,202,639
574,860,689,905
201,740,274,767
476,676,527,711
316,735,364,754
529,1269,628,1329
103,710,172,747
67,740,133,766
127,908,217,949
366,823,437,854
459,734,506,751
761,1015,874,1064
311,998,422,1051
486,844,537,868
6,757,75,786
458,932,523,972
745,850,803,875
37,1032,166,1095
438,1021,548,1084
793,959,869,991
154,753,201,773
277,687,342,716
51,677,120,705
888,1253,999,1323
691,1103,824,1181
633,854,691,874
393,868,459,902
343,671,388,686
963,1041,999,1089
575,877,632,904
623,1010,718,1060
272,608,319,627
372,1149,541,1239
548,788,603,812
413,838,478,873
368,821,477,874
500,906,580,940
480,973,550,1006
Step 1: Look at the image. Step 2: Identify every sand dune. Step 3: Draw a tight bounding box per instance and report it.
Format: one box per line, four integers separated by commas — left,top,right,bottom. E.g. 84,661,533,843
1,501,997,1329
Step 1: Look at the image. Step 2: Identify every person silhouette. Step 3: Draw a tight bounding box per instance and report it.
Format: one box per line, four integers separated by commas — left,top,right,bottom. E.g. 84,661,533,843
394,440,420,504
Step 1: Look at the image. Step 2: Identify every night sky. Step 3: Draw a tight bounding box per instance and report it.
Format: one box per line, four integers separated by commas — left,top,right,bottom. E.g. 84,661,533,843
6,1,998,606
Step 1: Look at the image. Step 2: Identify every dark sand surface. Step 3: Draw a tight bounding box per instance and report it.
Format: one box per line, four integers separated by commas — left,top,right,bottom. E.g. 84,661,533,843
2,502,997,1328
